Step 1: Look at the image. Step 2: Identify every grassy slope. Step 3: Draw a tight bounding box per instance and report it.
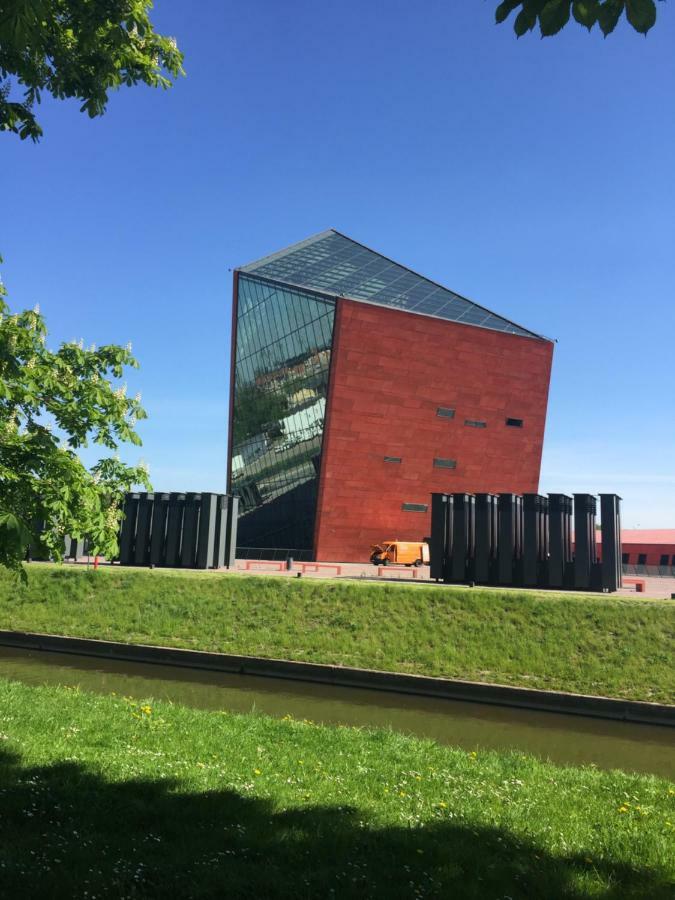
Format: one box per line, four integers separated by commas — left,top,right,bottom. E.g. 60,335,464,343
1,566,673,703
1,678,673,900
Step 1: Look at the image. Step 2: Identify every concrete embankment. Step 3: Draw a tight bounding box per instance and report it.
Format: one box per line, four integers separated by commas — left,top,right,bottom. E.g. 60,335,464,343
0,629,672,727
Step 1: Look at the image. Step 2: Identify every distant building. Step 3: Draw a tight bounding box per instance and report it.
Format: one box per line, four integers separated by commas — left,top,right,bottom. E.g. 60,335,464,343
597,529,675,572
227,229,553,561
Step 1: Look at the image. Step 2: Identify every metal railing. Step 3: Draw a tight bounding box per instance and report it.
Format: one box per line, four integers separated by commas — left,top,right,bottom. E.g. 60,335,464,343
622,564,675,578
236,546,313,562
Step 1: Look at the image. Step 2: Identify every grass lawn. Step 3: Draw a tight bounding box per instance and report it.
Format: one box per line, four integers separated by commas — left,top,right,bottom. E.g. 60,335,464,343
1,677,673,899
0,565,674,704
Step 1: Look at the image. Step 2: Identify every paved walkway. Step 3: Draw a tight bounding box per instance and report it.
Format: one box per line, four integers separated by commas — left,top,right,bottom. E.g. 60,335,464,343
61,557,673,599
233,559,674,599
617,576,675,600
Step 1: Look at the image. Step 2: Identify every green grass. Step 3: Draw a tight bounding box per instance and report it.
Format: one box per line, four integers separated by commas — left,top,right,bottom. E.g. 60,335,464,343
0,677,673,899
1,565,674,703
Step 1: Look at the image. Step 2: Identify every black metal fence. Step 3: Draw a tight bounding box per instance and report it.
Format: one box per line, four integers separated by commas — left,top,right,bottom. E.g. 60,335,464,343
117,492,239,569
430,492,622,592
236,546,314,562
56,492,239,570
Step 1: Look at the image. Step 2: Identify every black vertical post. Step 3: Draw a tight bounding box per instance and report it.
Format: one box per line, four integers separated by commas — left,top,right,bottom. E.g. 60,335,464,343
119,493,139,566
134,493,153,566
213,494,227,569
522,494,539,586
430,493,451,582
196,492,218,569
164,492,185,568
474,493,497,583
149,493,170,566
523,494,548,586
574,494,597,590
548,494,572,588
540,494,549,581
498,494,521,585
180,493,200,568
224,495,239,569
600,494,622,592
27,520,48,562
69,538,85,561
513,494,524,585
451,494,474,582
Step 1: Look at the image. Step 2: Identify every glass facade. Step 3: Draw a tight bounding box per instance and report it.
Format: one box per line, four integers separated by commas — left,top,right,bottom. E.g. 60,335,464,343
230,274,335,557
241,229,539,338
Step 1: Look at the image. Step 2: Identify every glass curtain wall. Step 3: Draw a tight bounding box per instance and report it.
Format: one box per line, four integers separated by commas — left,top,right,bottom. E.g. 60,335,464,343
230,275,335,558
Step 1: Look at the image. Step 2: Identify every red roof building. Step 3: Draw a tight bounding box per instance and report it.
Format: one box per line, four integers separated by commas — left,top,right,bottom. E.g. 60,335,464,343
596,530,675,568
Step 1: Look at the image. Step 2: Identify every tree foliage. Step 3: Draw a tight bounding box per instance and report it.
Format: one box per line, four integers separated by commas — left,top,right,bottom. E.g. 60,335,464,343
0,0,183,141
0,266,151,573
495,0,662,37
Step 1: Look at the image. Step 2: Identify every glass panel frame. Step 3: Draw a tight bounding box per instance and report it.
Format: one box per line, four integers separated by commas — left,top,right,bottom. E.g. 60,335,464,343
241,230,539,338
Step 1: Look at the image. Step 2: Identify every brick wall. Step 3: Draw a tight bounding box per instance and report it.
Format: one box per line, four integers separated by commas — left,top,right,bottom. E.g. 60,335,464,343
596,543,675,566
314,298,553,562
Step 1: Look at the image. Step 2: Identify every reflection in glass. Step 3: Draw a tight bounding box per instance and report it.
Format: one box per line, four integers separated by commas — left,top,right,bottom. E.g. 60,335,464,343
230,275,335,557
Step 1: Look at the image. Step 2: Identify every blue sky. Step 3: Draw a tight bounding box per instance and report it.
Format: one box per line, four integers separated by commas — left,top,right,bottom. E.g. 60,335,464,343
2,1,673,527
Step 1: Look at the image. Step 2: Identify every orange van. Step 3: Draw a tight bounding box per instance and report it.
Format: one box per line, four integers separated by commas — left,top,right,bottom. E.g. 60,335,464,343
370,540,429,567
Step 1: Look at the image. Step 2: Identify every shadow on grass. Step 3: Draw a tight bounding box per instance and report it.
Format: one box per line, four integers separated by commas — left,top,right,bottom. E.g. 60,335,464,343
0,748,668,900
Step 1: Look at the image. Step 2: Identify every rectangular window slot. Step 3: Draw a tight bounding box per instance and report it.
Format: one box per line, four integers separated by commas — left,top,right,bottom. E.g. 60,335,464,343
384,456,402,464
464,419,487,428
436,407,455,418
637,554,647,565
433,457,457,469
659,554,669,566
622,553,629,565
506,417,523,428
402,502,428,513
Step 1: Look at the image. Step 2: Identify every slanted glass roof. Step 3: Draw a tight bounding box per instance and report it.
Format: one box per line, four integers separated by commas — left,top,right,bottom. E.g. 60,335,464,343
239,229,543,339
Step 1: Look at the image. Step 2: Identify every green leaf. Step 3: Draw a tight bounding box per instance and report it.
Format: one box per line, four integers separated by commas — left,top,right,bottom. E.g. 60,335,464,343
514,7,539,35
625,0,656,32
572,0,600,27
539,0,572,35
495,0,522,22
597,0,625,34
0,511,33,554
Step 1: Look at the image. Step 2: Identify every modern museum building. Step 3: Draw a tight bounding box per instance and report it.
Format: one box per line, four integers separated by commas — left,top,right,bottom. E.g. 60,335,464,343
227,230,553,562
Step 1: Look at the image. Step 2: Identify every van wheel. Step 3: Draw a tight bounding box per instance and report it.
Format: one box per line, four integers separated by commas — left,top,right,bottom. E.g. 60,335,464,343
414,559,422,567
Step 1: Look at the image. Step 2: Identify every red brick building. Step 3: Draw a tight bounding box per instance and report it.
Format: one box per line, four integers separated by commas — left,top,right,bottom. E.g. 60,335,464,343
228,230,553,562
596,530,675,570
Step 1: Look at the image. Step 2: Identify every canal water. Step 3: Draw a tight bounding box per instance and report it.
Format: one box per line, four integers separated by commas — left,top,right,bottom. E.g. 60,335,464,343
0,645,673,779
